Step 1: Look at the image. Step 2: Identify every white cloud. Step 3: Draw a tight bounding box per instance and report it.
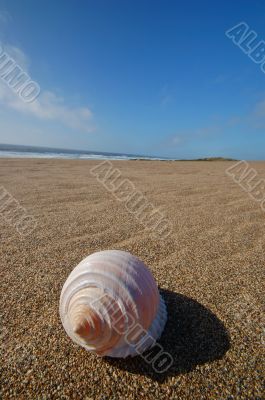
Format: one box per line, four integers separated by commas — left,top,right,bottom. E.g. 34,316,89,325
0,42,94,133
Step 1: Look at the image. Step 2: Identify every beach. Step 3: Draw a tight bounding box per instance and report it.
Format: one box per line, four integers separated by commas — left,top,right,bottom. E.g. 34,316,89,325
1,158,264,399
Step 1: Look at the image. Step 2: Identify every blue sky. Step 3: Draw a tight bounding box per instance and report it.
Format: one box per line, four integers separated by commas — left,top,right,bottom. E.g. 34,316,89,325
0,0,264,159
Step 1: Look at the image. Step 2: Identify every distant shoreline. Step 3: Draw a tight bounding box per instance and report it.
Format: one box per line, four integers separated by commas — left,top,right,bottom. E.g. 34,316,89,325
0,143,238,162
0,143,170,161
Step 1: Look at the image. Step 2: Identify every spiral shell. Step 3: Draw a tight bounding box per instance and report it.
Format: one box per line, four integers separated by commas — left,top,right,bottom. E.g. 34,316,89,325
59,250,167,358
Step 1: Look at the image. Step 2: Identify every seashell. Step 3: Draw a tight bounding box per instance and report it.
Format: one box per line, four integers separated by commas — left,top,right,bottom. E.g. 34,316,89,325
59,250,167,358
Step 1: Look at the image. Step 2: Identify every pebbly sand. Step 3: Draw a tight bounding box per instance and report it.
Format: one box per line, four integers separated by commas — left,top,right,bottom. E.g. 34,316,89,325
0,158,264,399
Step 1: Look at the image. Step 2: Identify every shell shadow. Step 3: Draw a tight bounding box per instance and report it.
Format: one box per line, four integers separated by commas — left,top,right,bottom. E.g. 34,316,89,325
105,289,230,382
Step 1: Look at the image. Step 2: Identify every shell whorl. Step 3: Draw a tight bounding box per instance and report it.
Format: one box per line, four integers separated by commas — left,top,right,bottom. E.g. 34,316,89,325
59,250,167,358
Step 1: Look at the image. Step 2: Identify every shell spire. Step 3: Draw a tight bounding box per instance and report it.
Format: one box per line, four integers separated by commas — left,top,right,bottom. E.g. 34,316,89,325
59,250,167,358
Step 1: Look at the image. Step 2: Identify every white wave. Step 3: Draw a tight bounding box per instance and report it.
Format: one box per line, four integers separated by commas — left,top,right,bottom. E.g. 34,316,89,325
0,150,171,161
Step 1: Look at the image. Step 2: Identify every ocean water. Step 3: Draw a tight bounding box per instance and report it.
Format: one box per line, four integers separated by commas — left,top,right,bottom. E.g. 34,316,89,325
0,144,170,161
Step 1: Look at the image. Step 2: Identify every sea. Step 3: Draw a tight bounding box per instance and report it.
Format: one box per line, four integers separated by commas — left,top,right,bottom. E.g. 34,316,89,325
0,144,171,161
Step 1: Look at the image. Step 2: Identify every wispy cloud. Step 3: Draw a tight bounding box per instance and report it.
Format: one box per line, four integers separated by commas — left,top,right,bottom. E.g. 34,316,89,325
168,124,222,148
213,74,227,84
3,44,29,70
226,116,242,127
171,135,184,145
160,84,173,107
255,99,265,117
0,42,95,133
250,98,265,129
196,125,221,138
0,10,12,25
